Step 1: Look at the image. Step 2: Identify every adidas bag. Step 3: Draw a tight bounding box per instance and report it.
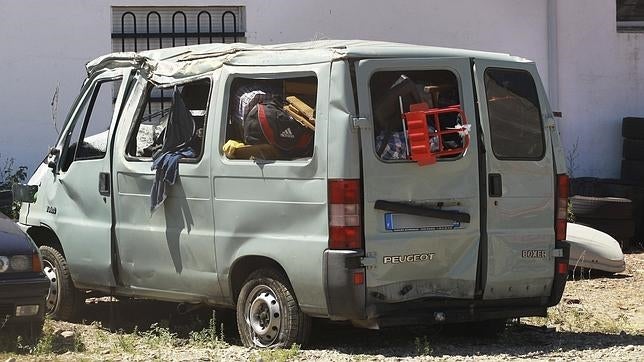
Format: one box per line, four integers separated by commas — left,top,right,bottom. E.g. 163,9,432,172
244,100,313,155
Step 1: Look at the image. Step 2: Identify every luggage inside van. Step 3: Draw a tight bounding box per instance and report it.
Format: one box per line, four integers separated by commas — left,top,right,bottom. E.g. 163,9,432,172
226,78,316,159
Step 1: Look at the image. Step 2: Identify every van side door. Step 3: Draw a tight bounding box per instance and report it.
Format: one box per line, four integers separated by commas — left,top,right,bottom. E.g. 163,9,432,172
473,60,556,300
111,75,221,301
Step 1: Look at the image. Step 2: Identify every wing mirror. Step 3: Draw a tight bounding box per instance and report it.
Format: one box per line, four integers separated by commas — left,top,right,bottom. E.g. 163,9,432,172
47,147,60,171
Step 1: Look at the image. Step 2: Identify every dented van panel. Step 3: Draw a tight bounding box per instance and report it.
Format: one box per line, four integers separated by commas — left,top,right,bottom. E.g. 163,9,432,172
17,41,568,347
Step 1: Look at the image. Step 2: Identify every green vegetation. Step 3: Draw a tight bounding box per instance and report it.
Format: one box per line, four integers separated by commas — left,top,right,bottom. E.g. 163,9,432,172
0,154,28,219
527,304,635,334
189,310,227,349
258,343,301,362
414,335,433,356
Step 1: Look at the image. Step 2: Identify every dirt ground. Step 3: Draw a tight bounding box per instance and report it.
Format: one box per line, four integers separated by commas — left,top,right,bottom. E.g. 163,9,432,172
1,252,643,361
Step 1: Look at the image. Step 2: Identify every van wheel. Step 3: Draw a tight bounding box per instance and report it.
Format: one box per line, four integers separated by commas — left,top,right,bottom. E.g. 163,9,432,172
40,246,83,321
236,268,311,348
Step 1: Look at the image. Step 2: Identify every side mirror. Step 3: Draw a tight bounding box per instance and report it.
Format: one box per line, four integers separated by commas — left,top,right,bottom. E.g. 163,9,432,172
47,147,60,171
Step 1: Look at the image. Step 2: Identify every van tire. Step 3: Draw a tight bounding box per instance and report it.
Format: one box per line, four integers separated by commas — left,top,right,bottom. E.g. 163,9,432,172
622,117,644,139
39,246,83,321
236,268,311,348
623,138,644,161
621,159,644,183
569,196,633,220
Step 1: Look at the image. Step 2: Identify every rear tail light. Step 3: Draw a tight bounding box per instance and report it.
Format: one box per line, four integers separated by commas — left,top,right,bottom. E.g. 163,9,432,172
556,174,569,241
328,179,362,249
352,271,365,285
556,258,568,275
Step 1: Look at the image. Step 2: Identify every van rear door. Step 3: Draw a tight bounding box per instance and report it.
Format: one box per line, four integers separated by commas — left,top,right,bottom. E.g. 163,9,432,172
472,60,556,299
355,58,480,303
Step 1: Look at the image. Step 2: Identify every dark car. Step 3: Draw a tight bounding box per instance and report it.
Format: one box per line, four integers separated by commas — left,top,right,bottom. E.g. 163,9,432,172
0,212,48,339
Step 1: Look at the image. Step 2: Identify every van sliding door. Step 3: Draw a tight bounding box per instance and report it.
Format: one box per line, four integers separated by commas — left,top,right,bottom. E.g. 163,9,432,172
355,58,480,304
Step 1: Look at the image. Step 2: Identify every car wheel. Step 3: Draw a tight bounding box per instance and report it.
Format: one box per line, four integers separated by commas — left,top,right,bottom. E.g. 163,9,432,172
40,245,83,321
236,268,311,348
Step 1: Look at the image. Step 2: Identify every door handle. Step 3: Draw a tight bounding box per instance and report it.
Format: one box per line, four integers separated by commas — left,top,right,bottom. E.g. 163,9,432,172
99,172,110,196
489,173,502,197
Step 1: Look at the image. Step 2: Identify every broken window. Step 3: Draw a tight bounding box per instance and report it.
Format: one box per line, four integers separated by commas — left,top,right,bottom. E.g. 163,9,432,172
126,78,211,160
223,76,317,161
60,78,121,172
370,70,468,164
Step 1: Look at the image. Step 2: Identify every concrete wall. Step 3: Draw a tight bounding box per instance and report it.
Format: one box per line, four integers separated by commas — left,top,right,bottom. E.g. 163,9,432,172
556,0,644,178
2,0,643,180
0,0,548,172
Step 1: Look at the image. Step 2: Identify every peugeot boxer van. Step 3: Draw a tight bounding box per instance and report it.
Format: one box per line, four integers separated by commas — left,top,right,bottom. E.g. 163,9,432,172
16,40,570,348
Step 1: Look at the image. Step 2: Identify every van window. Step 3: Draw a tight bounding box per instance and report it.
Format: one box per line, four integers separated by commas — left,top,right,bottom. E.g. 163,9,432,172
369,70,467,162
223,76,317,161
126,79,211,159
484,68,545,160
60,78,120,171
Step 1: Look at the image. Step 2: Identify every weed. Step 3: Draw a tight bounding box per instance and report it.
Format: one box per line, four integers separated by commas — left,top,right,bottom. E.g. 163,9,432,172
114,329,138,353
258,343,301,362
526,304,634,334
189,310,226,349
32,325,85,355
140,322,177,349
414,335,432,356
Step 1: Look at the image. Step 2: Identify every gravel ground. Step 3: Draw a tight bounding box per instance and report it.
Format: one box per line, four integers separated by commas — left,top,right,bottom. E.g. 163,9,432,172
1,253,643,361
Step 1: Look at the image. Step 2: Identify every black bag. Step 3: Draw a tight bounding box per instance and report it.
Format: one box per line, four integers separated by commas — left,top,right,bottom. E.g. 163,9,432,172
244,100,313,155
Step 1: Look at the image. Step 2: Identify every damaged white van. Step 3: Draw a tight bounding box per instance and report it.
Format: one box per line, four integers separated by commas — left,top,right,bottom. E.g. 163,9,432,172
16,40,570,347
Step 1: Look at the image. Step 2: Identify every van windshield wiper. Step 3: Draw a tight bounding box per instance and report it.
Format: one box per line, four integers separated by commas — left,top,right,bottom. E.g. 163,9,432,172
374,200,470,223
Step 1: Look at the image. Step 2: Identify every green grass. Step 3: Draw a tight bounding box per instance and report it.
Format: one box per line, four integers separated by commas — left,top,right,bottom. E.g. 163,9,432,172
258,343,301,362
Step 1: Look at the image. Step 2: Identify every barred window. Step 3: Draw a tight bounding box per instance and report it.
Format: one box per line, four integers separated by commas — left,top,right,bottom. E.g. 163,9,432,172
617,0,644,32
111,6,246,52
111,6,245,123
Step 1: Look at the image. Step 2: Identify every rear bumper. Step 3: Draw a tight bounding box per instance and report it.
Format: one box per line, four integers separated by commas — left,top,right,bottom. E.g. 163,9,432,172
369,297,549,327
0,275,48,325
324,247,567,327
323,250,366,320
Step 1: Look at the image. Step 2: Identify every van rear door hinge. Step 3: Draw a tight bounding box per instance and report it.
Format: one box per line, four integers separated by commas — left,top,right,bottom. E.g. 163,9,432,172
352,116,370,129
551,248,564,258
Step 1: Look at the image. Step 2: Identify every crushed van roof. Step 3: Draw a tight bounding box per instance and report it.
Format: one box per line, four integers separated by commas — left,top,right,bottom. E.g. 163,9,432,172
87,40,530,85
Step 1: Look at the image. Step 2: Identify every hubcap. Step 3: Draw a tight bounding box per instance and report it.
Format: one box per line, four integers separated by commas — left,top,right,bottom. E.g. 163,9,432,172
244,285,281,347
42,259,59,313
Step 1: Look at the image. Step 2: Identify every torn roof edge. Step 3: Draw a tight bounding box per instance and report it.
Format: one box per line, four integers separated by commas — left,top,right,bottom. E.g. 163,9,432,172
85,40,526,84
